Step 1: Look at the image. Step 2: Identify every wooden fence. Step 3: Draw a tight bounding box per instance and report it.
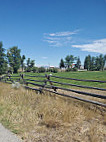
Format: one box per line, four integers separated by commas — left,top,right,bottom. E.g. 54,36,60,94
0,74,106,107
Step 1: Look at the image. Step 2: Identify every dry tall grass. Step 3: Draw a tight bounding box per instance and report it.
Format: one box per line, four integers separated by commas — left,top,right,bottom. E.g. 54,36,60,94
0,82,106,142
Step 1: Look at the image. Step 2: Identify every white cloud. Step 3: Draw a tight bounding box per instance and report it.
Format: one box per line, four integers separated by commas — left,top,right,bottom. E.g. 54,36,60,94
42,56,48,59
72,38,106,54
44,30,79,47
48,30,78,37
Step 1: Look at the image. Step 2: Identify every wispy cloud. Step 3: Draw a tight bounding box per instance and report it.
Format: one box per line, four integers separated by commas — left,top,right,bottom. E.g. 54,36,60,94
44,30,79,47
42,56,48,59
46,30,79,37
72,38,106,54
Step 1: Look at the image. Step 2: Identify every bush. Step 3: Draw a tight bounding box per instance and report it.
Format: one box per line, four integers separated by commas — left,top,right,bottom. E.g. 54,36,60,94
66,68,73,72
38,67,46,73
46,68,58,73
25,67,31,72
73,67,78,71
32,67,38,73
52,68,58,73
66,67,78,72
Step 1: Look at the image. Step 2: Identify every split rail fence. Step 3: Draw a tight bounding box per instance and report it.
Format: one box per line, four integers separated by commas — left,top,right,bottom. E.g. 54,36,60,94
0,73,106,107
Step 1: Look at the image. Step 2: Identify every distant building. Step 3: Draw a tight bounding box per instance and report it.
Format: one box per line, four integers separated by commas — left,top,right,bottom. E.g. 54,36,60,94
50,66,55,69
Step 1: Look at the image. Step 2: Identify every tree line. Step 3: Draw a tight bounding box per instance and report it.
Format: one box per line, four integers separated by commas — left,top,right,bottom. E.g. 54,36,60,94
84,54,106,71
0,41,35,75
59,54,106,71
59,55,81,71
0,41,58,75
0,41,106,75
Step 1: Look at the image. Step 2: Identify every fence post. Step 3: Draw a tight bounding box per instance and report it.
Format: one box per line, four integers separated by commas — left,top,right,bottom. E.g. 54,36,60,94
45,74,57,92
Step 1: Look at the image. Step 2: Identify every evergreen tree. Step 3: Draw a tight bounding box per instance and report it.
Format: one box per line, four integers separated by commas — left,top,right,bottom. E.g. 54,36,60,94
99,54,105,71
84,55,91,70
90,56,95,71
59,58,65,69
95,56,101,71
75,57,81,69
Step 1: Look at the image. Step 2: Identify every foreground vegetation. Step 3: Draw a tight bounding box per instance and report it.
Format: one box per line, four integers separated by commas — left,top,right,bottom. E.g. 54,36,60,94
0,82,106,142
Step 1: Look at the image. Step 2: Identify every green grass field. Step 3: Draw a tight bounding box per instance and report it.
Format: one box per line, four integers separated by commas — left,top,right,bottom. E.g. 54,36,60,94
12,71,106,89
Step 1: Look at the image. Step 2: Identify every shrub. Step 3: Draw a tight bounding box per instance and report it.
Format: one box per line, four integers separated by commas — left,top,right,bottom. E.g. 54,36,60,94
32,67,38,73
38,67,46,73
66,68,73,72
46,68,58,73
73,67,78,71
52,68,58,73
66,67,78,72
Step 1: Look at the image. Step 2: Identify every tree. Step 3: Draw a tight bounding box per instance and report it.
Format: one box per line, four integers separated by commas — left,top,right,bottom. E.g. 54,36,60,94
84,54,106,71
27,58,30,68
26,58,35,72
65,55,76,69
32,67,38,73
59,58,65,69
99,54,105,71
65,55,70,69
7,46,21,73
90,56,95,71
84,55,91,71
75,57,81,69
104,55,106,67
30,60,35,68
0,42,7,75
95,56,101,71
21,55,26,72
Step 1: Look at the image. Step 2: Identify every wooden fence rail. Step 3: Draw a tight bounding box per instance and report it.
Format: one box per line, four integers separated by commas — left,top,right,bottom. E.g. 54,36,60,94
51,75,106,83
0,73,106,107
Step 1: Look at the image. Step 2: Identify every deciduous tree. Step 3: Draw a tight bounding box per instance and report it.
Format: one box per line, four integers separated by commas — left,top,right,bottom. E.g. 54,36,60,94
7,46,21,73
0,42,7,74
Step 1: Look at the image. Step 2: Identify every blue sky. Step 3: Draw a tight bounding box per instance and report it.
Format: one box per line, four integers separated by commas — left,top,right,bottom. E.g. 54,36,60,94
0,0,106,67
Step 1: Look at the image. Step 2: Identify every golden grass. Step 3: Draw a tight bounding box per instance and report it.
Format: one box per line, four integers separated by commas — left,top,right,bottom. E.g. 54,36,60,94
0,82,106,142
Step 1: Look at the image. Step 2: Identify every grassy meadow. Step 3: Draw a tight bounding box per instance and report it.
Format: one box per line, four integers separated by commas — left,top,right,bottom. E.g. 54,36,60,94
0,82,106,142
11,71,106,89
0,71,106,141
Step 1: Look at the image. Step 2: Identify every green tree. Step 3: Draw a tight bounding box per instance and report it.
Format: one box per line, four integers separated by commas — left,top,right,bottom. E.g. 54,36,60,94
21,55,26,72
27,58,30,68
32,67,38,73
65,55,76,69
95,56,101,71
99,54,105,71
65,55,70,69
7,46,21,73
59,58,65,69
26,58,35,72
90,56,95,71
84,55,91,71
0,42,7,75
75,57,81,69
30,60,35,68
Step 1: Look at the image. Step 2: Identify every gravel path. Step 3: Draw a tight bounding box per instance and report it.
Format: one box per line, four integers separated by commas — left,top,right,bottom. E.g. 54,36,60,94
0,123,23,142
